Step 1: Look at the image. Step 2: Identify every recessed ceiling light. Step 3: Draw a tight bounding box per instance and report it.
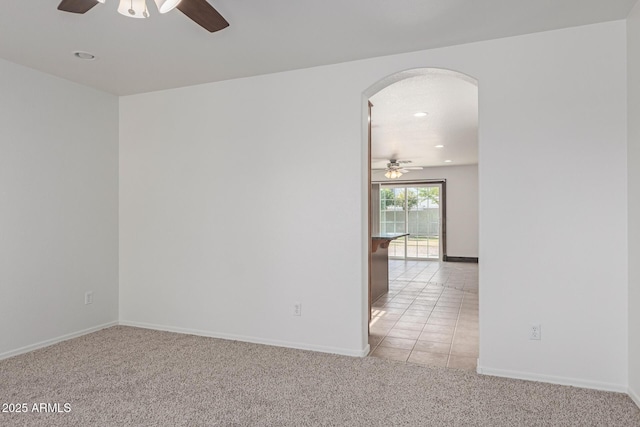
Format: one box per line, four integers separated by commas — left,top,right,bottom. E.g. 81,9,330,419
414,112,428,117
444,160,452,163
435,145,444,148
73,51,96,61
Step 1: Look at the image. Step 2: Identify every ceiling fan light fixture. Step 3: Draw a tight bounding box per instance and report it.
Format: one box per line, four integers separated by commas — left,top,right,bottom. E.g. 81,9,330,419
58,0,229,32
385,170,403,179
118,0,150,18
154,0,182,13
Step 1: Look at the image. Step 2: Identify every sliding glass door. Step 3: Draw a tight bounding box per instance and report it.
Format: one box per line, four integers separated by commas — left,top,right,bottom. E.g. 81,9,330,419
379,183,441,260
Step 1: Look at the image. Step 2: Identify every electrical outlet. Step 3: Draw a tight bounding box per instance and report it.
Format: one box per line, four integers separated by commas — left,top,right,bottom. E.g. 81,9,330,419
293,302,302,316
85,291,94,305
529,323,541,340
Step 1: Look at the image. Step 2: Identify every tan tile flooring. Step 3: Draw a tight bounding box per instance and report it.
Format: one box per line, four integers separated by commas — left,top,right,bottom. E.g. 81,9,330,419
368,259,479,371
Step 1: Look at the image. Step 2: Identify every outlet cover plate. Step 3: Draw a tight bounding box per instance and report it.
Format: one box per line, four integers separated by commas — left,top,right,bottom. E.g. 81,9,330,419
529,323,541,340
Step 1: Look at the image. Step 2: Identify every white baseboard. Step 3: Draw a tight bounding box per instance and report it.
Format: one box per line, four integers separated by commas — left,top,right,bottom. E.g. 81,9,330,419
477,365,628,394
119,320,370,357
0,321,118,361
629,386,640,409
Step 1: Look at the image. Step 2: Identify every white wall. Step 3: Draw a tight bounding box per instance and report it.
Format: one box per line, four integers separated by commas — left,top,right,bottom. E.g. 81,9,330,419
119,71,368,355
119,20,628,389
475,23,628,391
373,165,478,258
0,59,119,358
628,0,640,406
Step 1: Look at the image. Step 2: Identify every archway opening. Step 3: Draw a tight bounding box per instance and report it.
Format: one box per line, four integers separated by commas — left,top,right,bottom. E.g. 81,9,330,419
364,68,480,370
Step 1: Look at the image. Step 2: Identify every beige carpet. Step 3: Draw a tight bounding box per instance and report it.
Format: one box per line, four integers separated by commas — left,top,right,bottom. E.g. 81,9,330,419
0,326,638,426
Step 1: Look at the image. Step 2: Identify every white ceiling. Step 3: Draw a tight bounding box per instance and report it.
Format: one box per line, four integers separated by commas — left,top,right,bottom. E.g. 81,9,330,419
0,1,637,95
370,70,478,170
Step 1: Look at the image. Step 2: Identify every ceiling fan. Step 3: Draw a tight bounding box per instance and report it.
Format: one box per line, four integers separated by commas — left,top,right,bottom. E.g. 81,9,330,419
373,159,423,179
57,0,229,33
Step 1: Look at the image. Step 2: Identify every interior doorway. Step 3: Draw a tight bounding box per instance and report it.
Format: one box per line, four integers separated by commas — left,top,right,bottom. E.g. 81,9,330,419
364,68,479,370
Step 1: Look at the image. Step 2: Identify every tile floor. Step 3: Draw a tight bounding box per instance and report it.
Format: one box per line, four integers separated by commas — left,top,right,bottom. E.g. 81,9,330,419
368,259,479,371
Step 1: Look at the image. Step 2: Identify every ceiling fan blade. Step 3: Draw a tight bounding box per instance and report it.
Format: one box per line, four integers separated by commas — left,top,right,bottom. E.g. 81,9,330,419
57,0,99,14
177,0,229,33
398,169,410,173
404,167,424,170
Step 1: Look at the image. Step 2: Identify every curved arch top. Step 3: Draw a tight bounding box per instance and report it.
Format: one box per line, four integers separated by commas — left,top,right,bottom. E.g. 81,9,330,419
363,67,478,100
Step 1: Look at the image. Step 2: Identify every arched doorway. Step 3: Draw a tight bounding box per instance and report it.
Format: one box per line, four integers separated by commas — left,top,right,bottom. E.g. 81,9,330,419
364,68,480,370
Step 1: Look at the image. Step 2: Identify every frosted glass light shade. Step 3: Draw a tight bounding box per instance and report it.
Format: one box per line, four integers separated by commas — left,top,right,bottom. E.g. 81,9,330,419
97,0,105,3
118,0,150,18
154,0,182,13
384,170,403,179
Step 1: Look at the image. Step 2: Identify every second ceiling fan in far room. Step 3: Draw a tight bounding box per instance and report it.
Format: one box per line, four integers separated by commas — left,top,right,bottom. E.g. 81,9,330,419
374,159,423,179
57,0,229,33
